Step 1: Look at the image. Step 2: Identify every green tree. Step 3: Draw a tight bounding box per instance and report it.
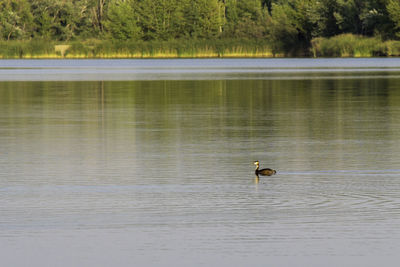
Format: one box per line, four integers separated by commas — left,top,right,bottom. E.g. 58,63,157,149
182,0,223,38
267,0,317,54
387,0,400,38
30,0,78,41
136,0,184,40
308,0,341,37
105,0,141,40
0,0,33,40
333,0,364,34
331,0,394,38
267,3,299,54
223,0,266,38
71,0,106,38
93,0,107,33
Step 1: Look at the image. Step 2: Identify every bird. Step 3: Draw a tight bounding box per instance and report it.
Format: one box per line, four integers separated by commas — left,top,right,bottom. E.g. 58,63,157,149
254,161,276,176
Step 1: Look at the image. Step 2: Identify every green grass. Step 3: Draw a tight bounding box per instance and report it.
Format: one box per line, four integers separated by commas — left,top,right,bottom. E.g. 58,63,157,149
384,40,400,56
311,34,400,57
66,39,275,58
0,39,274,59
2,36,400,58
0,39,57,58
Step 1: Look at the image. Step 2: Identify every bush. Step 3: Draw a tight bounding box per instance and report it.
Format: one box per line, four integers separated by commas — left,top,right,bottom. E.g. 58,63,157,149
384,40,400,56
311,34,386,57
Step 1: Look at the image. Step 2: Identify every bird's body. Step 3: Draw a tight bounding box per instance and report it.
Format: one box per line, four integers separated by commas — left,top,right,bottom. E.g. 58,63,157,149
254,161,276,176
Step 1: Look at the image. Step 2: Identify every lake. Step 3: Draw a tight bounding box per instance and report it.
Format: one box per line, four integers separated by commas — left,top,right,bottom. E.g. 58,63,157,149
1,59,400,266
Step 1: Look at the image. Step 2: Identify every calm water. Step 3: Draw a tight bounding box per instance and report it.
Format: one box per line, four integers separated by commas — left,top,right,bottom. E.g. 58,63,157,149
1,59,400,266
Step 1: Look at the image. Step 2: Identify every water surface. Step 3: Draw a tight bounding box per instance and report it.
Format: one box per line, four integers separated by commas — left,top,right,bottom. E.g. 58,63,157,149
1,59,400,266
2,58,400,80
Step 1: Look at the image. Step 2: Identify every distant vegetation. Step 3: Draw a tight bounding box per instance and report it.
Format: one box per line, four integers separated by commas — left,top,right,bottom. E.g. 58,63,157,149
1,0,400,58
312,34,400,57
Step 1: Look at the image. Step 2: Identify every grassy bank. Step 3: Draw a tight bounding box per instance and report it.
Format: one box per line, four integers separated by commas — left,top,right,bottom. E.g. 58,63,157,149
0,39,57,58
2,35,400,59
0,39,276,59
311,34,400,57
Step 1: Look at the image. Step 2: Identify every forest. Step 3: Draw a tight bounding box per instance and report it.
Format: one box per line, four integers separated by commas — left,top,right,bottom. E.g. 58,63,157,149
1,0,400,58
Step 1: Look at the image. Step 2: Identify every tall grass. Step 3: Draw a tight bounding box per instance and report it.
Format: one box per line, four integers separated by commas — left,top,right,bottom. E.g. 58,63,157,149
311,34,400,57
67,39,274,58
384,40,400,56
0,38,274,58
2,36,400,58
0,39,57,58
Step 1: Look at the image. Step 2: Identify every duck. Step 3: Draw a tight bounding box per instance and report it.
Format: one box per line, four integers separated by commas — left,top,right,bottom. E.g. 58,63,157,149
254,160,276,176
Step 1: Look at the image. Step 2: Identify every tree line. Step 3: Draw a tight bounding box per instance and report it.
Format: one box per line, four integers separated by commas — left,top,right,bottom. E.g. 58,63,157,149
1,0,400,54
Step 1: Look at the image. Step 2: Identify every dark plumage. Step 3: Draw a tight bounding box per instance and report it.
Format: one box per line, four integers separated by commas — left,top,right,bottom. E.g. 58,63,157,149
254,161,276,176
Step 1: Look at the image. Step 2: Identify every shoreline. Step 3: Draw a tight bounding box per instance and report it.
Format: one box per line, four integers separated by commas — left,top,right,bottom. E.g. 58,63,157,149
1,55,398,59
1,34,400,59
0,54,282,59
1,53,399,59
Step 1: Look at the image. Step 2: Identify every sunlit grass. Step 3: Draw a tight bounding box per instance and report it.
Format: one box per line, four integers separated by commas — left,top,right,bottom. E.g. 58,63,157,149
0,39,276,59
385,40,400,56
311,34,400,57
2,36,400,58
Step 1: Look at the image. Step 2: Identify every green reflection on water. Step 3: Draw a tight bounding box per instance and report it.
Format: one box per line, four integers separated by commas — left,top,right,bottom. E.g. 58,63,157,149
1,77,400,177
1,78,400,134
